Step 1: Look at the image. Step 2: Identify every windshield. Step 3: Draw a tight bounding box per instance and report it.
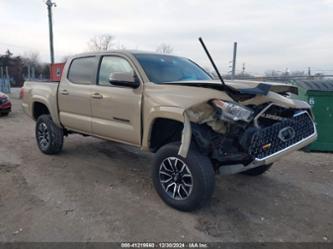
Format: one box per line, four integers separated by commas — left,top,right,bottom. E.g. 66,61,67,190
134,53,212,83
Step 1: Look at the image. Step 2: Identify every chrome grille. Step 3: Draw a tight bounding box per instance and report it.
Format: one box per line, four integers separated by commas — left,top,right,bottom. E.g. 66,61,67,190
249,112,315,160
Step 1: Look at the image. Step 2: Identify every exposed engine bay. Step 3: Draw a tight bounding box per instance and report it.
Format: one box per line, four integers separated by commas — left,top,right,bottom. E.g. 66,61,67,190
186,99,316,169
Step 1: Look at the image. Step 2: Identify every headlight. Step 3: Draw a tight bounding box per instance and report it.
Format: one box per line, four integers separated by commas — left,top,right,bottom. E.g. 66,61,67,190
212,99,254,123
0,97,7,104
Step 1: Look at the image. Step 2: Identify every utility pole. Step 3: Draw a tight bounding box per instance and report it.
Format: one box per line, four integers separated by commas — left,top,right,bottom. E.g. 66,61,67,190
231,42,237,80
46,0,56,64
308,67,311,77
242,63,246,74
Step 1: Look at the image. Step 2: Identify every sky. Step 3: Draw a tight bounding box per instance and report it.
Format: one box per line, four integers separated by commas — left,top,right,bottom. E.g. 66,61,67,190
0,0,332,75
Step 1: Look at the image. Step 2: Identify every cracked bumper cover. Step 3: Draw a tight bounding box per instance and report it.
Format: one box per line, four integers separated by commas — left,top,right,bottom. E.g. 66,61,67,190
178,101,317,175
219,116,317,175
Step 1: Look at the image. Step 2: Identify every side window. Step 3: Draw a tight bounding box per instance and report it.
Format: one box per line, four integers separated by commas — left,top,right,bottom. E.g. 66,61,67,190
68,57,96,84
98,56,134,86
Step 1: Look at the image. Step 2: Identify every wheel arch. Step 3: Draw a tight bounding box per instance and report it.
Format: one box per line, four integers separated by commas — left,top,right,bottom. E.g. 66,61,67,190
31,95,61,127
143,107,192,157
32,101,50,120
149,117,184,153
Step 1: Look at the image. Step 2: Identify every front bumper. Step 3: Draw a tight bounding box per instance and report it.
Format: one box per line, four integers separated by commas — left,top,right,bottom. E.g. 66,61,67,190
248,128,316,166
219,111,317,175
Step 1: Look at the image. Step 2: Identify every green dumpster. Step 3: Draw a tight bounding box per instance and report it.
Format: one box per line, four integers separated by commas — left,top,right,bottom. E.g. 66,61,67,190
293,80,333,152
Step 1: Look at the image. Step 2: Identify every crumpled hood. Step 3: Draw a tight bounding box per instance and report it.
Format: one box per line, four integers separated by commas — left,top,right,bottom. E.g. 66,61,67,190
161,80,298,95
144,80,308,111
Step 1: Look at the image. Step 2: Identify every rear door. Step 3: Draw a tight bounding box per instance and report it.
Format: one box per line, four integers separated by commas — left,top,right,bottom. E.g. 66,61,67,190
58,56,98,133
90,55,142,145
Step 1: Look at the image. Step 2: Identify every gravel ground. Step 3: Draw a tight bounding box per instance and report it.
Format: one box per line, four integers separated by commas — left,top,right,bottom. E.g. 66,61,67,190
0,96,332,242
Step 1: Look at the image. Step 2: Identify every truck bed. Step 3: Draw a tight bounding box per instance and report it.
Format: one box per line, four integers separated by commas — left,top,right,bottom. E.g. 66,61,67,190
22,80,61,126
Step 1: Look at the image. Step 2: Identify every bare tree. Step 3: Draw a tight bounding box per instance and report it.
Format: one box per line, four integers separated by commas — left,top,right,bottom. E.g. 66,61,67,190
22,51,40,67
88,34,114,51
21,51,42,79
156,43,174,54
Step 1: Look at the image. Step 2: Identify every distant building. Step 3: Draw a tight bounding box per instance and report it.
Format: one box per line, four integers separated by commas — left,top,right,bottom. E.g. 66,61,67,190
50,63,65,81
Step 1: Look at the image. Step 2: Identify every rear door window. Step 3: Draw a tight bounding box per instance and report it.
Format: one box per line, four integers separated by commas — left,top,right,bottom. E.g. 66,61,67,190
68,57,97,84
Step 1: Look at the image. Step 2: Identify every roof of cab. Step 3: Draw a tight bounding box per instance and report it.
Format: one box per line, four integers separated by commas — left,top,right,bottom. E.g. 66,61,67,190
69,50,177,59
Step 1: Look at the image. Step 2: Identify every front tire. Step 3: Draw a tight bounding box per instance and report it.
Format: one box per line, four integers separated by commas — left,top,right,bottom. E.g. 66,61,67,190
240,164,272,176
35,115,64,155
152,143,215,211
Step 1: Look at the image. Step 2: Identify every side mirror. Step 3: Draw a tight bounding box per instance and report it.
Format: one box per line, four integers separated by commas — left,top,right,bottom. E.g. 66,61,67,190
108,72,140,88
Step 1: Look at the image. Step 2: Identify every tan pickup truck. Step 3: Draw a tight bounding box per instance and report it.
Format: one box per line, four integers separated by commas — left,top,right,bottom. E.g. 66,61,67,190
22,50,317,211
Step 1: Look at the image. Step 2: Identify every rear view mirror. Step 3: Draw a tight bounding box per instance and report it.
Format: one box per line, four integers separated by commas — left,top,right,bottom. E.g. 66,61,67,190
109,72,140,88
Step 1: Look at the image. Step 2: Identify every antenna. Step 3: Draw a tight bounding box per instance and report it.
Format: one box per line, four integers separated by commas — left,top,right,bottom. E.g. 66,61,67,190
198,37,226,86
199,37,239,101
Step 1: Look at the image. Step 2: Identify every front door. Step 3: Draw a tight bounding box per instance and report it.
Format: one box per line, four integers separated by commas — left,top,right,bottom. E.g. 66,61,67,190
90,55,142,145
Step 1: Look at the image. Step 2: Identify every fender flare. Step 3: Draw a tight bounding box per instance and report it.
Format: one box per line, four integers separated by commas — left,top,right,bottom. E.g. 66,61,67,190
142,106,192,157
32,96,61,127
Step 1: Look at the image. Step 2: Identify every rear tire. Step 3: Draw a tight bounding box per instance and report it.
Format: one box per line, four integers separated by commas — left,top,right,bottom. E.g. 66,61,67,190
152,143,215,211
240,164,272,176
35,115,64,154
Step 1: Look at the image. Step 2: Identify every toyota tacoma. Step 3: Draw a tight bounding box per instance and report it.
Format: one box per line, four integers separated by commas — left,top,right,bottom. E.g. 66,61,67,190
21,48,317,211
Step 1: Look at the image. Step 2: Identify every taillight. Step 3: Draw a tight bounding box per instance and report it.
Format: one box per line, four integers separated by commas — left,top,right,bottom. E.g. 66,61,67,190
20,87,24,99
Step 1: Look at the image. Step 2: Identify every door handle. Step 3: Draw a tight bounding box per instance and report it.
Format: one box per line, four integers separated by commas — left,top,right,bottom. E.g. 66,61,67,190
60,89,69,95
91,93,103,99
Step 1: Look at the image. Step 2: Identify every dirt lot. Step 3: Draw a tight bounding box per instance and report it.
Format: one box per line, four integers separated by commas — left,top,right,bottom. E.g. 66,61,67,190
0,96,332,242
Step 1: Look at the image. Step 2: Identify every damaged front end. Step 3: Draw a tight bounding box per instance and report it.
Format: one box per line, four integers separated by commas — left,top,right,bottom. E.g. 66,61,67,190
182,98,317,175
